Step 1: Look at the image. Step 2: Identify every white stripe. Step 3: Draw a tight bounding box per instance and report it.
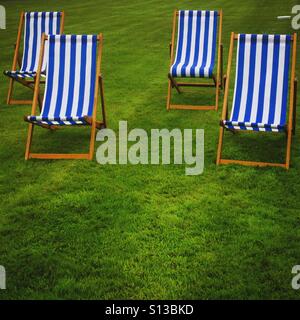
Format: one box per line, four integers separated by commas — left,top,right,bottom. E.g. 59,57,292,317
71,36,82,116
59,35,71,117
48,36,60,117
82,36,93,115
237,34,251,121
262,35,274,124
273,35,286,125
250,35,263,122
52,13,57,34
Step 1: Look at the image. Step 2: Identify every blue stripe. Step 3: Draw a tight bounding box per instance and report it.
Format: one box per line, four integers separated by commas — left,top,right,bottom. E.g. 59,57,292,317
49,12,53,34
54,35,66,118
87,35,97,116
181,11,193,77
41,35,56,117
268,35,281,124
41,12,46,34
280,35,291,125
56,12,61,33
76,36,88,116
190,11,201,77
256,34,269,123
244,35,257,122
65,35,77,117
232,34,246,121
171,10,185,77
199,11,210,77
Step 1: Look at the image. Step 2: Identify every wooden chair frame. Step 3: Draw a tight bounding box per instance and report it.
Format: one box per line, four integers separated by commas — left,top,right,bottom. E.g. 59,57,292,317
167,10,223,111
216,32,297,169
24,33,107,161
6,11,65,106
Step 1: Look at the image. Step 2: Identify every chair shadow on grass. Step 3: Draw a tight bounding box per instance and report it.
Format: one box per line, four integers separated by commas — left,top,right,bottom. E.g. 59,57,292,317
170,78,218,108
28,126,93,155
220,130,287,164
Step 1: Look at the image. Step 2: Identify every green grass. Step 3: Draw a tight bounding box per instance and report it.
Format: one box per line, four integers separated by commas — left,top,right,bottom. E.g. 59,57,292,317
0,0,300,299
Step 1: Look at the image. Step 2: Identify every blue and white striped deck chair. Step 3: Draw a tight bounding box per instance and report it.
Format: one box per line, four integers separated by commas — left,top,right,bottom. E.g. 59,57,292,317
167,10,223,111
4,11,64,105
217,32,297,169
24,34,107,160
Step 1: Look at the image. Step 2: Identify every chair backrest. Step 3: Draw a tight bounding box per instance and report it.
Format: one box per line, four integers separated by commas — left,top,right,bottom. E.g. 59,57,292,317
21,12,63,73
40,35,98,119
230,34,292,126
171,10,218,78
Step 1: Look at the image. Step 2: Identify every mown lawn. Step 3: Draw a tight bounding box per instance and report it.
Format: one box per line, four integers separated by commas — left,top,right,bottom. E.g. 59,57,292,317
0,0,300,299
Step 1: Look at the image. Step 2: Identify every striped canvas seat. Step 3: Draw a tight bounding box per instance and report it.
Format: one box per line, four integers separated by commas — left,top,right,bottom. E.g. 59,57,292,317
27,35,97,127
223,34,291,132
170,10,218,78
4,71,46,79
5,12,62,79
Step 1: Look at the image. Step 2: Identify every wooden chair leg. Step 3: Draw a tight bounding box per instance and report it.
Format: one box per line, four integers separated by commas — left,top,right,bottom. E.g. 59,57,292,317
88,122,97,160
285,129,292,169
220,44,224,89
215,73,220,111
167,78,172,110
7,78,14,104
212,74,217,87
168,74,181,93
99,76,107,128
216,126,224,165
25,124,34,160
293,78,297,135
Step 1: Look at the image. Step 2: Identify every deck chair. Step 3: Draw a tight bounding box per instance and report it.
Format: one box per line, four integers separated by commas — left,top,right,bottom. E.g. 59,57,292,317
167,10,223,111
4,11,64,105
217,32,297,169
24,34,107,160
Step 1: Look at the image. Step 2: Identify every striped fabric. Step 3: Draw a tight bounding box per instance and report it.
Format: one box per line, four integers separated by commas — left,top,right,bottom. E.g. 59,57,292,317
27,35,98,127
5,12,62,80
170,10,218,78
223,34,291,132
4,71,46,79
